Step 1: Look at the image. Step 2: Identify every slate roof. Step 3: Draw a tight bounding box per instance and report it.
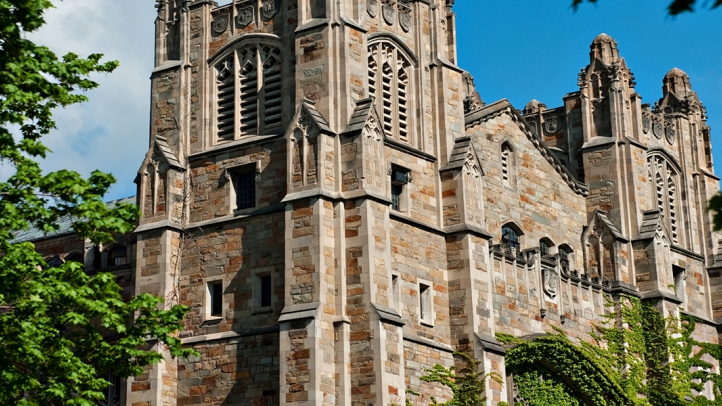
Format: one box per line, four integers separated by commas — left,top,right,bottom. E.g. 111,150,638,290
441,136,483,175
155,136,183,170
342,98,376,135
301,99,333,134
12,196,137,243
636,210,664,240
593,209,628,242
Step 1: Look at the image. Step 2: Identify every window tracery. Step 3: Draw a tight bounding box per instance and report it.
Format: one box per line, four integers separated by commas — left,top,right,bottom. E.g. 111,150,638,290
501,142,516,188
214,43,282,141
648,154,681,244
368,41,413,143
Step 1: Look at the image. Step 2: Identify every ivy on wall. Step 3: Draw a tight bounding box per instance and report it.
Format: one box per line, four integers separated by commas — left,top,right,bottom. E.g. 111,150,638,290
404,352,501,406
498,296,722,406
408,296,722,405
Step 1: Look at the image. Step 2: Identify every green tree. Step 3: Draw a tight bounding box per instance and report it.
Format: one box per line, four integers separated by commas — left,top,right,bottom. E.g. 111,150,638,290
572,0,722,15
709,194,722,232
0,1,194,404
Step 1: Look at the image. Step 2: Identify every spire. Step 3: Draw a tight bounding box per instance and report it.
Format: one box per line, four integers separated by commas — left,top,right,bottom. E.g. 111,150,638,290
523,99,545,115
662,67,693,99
589,33,620,65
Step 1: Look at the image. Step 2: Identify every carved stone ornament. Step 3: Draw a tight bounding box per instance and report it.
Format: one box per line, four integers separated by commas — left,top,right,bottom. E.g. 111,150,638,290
212,14,229,35
642,115,651,134
653,121,663,139
237,6,254,28
261,0,279,20
543,268,558,297
544,117,561,134
666,126,676,145
367,0,378,18
382,2,395,25
399,11,412,32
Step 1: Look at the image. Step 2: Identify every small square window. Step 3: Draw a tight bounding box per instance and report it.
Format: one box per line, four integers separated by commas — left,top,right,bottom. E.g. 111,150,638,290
208,281,223,318
235,170,256,210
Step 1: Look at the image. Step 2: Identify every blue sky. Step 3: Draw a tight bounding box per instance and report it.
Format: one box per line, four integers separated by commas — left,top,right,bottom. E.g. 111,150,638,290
18,0,721,201
455,0,722,173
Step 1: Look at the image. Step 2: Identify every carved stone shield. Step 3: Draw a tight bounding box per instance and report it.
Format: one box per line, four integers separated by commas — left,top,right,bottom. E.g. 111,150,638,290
367,0,378,17
653,121,663,139
543,268,558,298
261,0,279,20
212,14,229,35
237,6,254,28
399,11,411,32
544,117,561,133
666,127,676,145
382,3,395,25
642,115,650,134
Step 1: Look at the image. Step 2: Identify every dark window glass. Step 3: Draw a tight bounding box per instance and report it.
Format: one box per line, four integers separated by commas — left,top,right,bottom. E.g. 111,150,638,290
390,167,409,211
540,240,552,256
559,248,570,270
501,226,520,250
236,170,256,210
211,283,223,317
109,245,127,267
93,246,101,269
391,184,403,211
261,275,272,307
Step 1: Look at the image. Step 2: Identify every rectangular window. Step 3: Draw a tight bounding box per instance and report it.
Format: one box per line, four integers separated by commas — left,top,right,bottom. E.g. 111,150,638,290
260,274,272,308
673,265,686,304
392,274,400,310
419,283,432,324
391,166,410,212
208,281,223,317
391,184,403,211
234,169,256,210
254,272,273,311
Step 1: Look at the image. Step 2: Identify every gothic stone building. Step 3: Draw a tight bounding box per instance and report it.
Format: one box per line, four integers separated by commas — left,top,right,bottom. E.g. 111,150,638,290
19,0,722,404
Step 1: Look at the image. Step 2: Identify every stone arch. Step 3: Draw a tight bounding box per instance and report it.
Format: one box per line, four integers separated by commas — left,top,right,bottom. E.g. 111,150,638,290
539,237,555,256
501,222,524,251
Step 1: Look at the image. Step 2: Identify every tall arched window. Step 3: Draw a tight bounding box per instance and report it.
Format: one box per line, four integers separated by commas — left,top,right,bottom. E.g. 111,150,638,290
648,154,681,244
214,42,282,141
368,41,413,143
501,142,516,188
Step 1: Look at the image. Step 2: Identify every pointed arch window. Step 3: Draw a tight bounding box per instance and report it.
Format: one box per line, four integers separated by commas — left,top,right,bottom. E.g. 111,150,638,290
501,224,522,252
539,238,554,257
501,142,516,188
368,41,413,143
648,154,681,244
213,43,282,141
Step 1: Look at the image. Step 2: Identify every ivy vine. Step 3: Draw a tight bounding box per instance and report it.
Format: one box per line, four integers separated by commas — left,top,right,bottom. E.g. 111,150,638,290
499,296,722,406
407,295,722,405
404,352,501,406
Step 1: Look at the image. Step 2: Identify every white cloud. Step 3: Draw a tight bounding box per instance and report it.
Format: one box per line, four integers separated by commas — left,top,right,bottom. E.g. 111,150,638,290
26,0,156,200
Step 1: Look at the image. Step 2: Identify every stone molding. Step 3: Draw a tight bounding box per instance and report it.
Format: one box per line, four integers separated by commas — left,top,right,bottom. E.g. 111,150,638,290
181,325,280,345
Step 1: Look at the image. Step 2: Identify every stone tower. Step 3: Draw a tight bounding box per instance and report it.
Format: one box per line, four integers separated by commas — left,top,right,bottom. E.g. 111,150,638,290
125,1,722,405
131,0,473,405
